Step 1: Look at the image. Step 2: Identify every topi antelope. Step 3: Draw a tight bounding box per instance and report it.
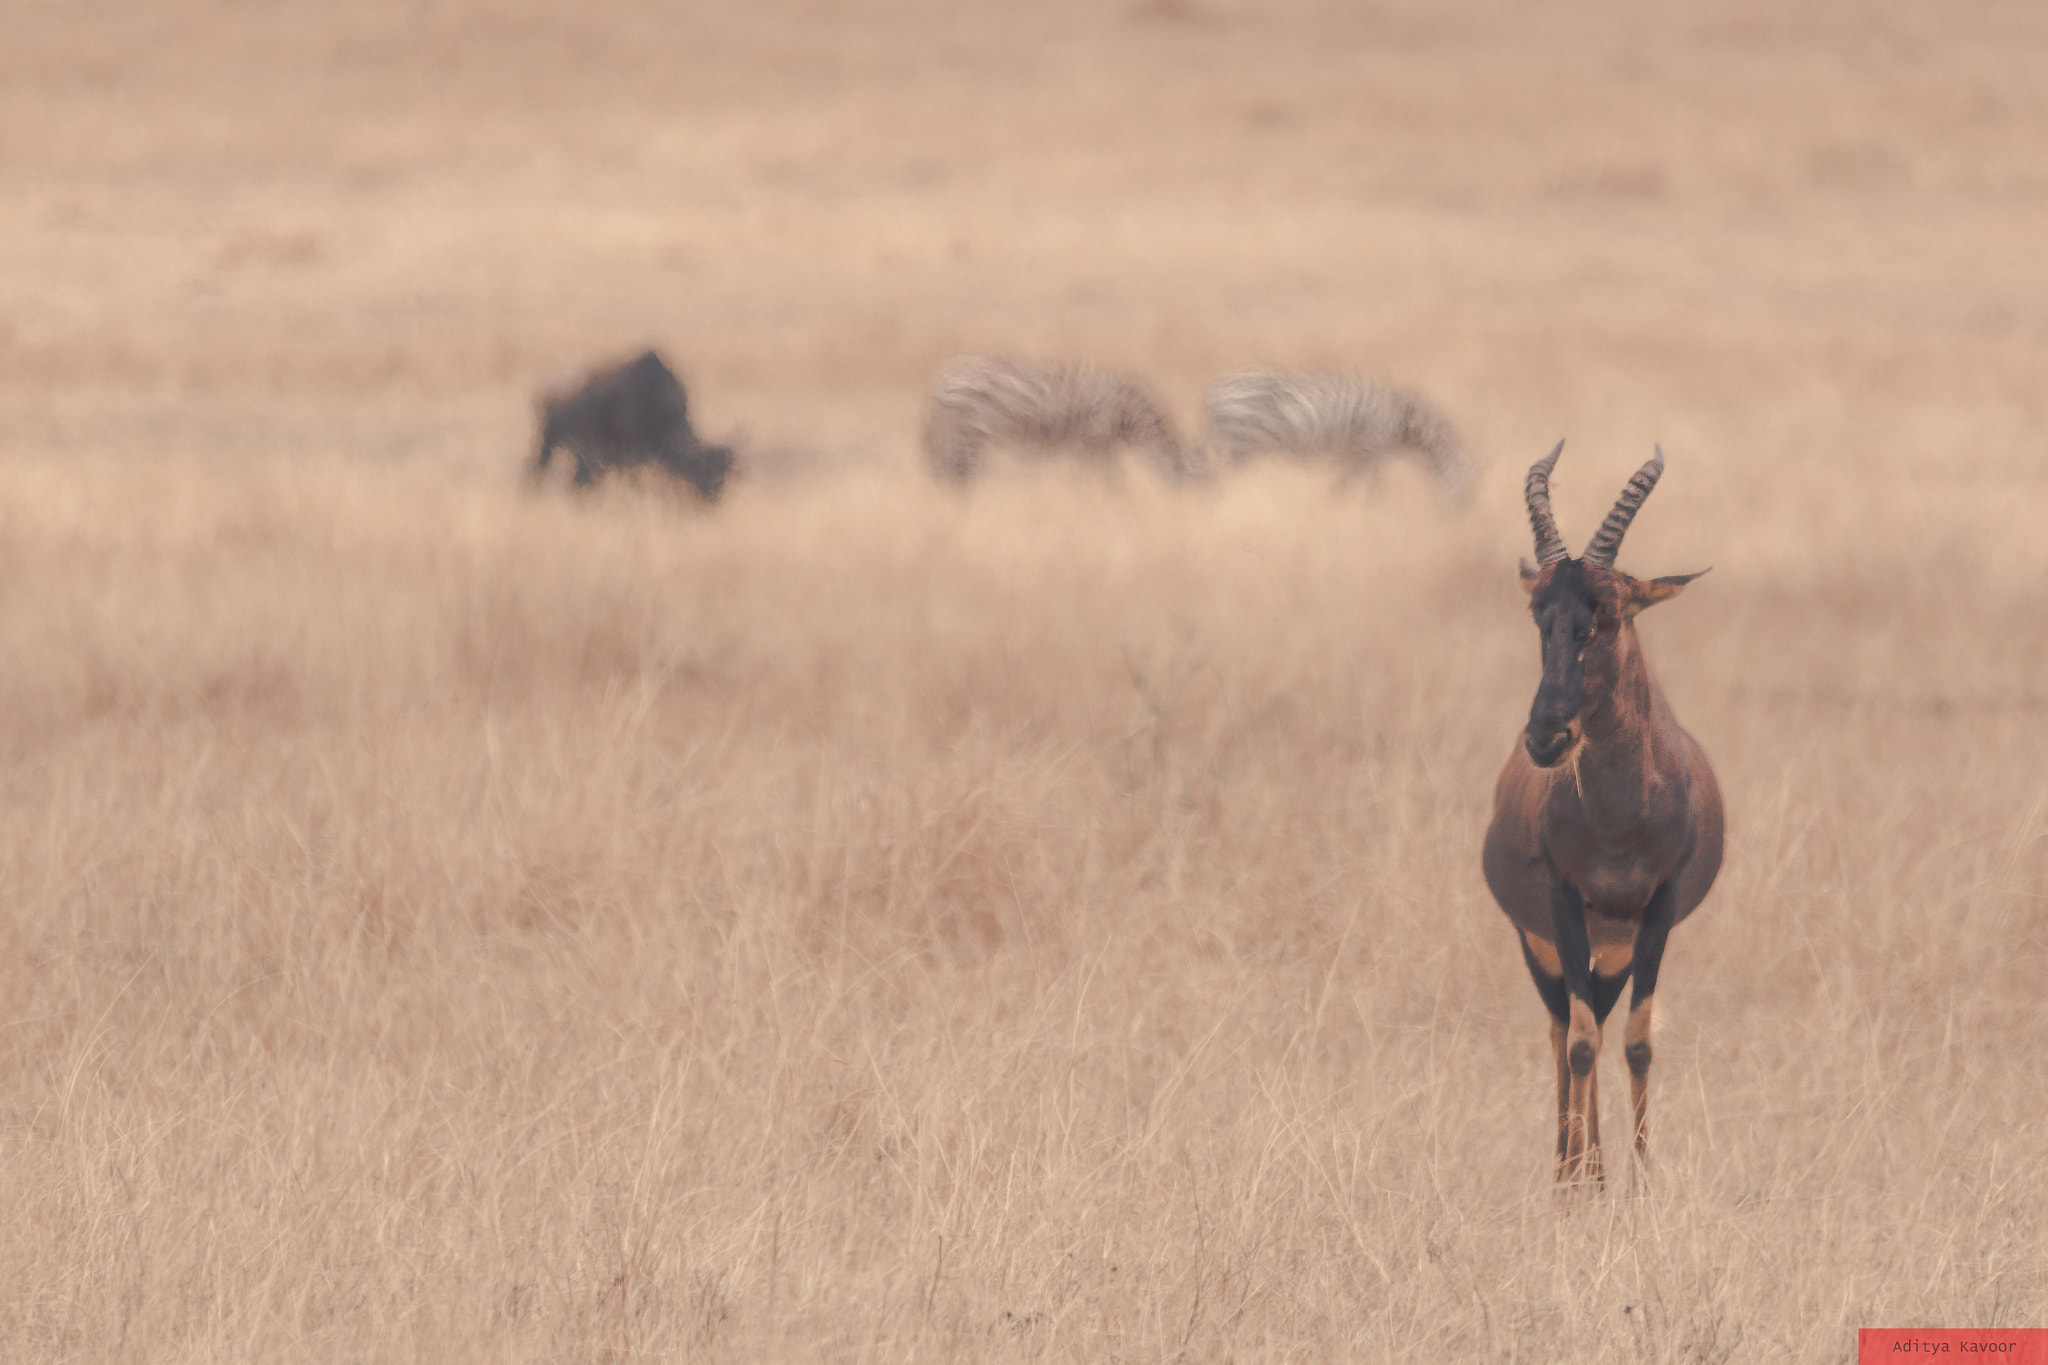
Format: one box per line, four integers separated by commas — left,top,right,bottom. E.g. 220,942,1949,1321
1481,442,1722,1188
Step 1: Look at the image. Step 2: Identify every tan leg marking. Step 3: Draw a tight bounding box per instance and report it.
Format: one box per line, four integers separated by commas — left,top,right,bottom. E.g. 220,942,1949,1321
1592,939,1635,978
1524,934,1564,977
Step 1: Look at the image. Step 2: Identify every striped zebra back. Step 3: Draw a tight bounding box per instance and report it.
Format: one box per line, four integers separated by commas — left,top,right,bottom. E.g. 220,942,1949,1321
921,356,1188,482
1200,368,1471,502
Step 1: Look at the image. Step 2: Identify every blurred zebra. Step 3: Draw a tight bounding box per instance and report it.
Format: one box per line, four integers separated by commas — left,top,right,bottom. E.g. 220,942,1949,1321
921,355,1191,483
1200,369,1472,503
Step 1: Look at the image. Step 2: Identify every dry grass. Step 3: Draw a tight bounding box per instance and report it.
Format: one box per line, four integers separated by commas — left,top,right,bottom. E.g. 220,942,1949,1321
3,0,2047,1360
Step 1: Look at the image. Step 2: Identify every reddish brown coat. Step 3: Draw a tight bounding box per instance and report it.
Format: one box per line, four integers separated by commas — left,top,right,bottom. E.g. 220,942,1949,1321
1482,445,1721,1188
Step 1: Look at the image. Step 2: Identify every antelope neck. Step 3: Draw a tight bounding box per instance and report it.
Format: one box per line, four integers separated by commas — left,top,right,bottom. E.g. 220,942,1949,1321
1564,630,1676,803
1578,625,1656,744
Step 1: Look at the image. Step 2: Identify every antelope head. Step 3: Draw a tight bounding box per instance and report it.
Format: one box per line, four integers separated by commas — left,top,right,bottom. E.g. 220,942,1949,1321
1516,442,1707,769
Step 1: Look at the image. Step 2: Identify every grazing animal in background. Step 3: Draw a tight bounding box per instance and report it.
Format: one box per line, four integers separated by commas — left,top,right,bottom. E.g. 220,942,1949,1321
921,355,1192,483
1481,443,1722,1189
1199,368,1472,503
530,349,733,499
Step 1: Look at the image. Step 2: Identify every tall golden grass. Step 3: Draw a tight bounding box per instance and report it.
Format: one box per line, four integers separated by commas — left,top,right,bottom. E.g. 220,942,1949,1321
5,0,2047,1358
1,448,2042,1360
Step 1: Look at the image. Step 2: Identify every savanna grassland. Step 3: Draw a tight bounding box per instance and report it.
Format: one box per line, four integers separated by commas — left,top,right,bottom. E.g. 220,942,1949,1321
3,0,2047,1360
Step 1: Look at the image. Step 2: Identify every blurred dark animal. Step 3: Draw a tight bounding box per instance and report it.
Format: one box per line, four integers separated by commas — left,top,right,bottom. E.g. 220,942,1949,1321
530,350,732,499
1481,443,1722,1190
1200,368,1471,503
921,355,1192,483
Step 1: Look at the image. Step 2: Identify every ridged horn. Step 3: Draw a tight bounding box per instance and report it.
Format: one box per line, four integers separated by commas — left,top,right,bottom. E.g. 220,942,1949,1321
1525,440,1570,567
1581,445,1666,568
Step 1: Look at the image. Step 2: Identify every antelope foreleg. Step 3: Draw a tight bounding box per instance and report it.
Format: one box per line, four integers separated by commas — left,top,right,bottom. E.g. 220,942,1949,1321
1520,932,1580,1180
1563,996,1602,1186
1548,878,1607,1188
1626,997,1654,1167
1550,1015,1569,1168
1624,881,1679,1190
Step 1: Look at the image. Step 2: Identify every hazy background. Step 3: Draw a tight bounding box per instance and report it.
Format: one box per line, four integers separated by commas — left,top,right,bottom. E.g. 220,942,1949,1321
2,0,2044,1359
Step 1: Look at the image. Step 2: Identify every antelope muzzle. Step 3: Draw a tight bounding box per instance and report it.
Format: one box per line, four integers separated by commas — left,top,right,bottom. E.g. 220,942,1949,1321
1524,718,1581,768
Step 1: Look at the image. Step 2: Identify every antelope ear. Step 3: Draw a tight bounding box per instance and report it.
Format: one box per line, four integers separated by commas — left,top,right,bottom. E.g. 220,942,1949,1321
1519,557,1541,593
1628,567,1710,613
